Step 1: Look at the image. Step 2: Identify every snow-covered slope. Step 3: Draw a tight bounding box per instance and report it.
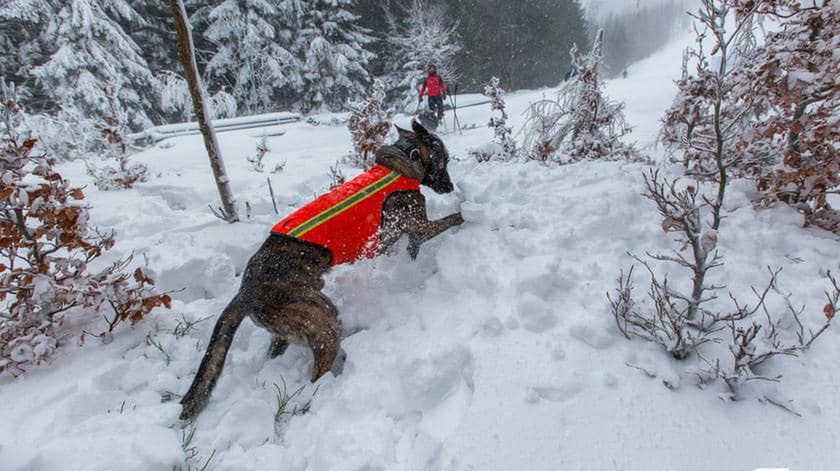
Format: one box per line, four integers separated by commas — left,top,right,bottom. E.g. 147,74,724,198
1,35,838,471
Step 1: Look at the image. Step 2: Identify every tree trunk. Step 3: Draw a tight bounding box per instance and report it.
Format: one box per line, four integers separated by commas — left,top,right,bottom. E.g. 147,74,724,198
168,0,238,223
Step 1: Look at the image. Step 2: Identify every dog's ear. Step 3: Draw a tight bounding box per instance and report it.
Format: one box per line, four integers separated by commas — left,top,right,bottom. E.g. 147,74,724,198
411,119,429,137
374,145,424,180
394,124,414,141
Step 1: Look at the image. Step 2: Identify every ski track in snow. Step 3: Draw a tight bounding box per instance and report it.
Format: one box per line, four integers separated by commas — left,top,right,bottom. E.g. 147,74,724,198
1,35,839,471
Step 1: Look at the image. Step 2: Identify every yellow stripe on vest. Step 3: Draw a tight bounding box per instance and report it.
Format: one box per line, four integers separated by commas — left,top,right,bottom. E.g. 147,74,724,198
287,170,401,238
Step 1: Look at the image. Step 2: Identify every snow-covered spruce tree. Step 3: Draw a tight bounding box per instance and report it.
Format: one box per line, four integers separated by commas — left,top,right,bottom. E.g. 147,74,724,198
521,30,637,163
169,0,239,223
0,1,51,101
156,72,238,123
204,0,302,115
130,0,239,122
733,0,839,234
293,0,374,113
346,80,395,169
153,71,194,123
0,1,161,158
0,85,170,377
660,1,766,181
30,0,159,130
470,77,518,162
384,0,461,110
122,0,181,77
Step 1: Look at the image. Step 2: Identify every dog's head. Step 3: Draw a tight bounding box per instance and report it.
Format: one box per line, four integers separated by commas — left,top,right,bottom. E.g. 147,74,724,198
378,120,454,194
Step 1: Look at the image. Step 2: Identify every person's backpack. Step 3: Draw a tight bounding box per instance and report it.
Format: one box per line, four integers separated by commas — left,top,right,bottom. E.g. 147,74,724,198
416,109,438,131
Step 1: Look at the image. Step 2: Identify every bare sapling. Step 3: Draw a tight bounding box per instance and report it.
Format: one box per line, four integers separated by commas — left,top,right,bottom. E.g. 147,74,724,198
609,1,834,399
347,80,394,169
470,77,517,162
87,83,149,190
660,0,766,183
168,0,238,223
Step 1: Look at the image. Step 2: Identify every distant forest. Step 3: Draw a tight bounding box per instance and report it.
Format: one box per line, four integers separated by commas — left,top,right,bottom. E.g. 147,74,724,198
596,1,688,77
0,0,685,134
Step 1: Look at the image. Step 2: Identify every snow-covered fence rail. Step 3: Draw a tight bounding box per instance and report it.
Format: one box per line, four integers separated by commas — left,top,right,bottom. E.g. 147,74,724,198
448,99,491,110
128,112,301,145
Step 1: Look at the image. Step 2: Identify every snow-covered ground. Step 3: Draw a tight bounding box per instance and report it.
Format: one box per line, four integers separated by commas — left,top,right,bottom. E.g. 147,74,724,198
2,35,838,471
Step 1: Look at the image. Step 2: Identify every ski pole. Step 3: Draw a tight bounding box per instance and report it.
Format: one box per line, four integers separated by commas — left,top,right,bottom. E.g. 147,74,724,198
449,96,459,133
449,84,461,134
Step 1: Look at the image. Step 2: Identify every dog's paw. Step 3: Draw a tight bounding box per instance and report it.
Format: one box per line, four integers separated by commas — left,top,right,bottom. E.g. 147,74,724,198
407,242,420,260
330,348,347,376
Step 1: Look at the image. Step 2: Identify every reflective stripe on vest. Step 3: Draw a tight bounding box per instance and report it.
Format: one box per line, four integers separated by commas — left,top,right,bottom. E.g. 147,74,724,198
271,165,420,265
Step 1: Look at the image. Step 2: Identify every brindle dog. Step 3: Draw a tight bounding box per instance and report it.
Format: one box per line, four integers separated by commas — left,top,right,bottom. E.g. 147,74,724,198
180,120,463,419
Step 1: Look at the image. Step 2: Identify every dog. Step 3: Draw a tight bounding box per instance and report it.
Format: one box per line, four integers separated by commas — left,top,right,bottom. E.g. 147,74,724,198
180,120,463,420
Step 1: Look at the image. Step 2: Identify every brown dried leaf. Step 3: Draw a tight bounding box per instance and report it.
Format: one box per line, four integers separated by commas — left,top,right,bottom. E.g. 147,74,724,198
20,139,37,154
661,216,681,233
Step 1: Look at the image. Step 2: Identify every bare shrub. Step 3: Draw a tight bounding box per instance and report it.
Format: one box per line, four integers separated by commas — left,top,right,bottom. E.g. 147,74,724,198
248,135,270,172
521,30,638,163
470,77,518,162
659,1,767,180
347,80,394,169
85,83,149,190
733,0,839,233
612,260,834,397
0,85,170,376
247,135,283,174
609,169,725,360
328,160,346,191
697,271,835,395
614,109,832,398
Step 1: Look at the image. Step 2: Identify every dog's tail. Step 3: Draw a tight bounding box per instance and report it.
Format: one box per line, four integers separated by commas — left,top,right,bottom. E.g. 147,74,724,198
180,293,249,420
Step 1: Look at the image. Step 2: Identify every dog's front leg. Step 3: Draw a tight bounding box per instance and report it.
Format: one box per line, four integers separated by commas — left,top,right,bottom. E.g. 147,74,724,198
406,211,463,258
381,191,462,259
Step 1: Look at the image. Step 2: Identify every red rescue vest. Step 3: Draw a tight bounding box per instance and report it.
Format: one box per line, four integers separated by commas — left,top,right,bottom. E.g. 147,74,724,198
272,165,421,265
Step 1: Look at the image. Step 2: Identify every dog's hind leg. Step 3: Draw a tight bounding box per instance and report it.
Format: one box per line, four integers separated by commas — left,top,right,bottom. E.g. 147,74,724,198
180,294,249,420
254,289,344,382
290,297,342,382
268,335,290,358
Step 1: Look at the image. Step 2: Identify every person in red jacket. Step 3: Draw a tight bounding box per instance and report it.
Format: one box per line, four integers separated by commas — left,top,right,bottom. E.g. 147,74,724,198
419,63,447,121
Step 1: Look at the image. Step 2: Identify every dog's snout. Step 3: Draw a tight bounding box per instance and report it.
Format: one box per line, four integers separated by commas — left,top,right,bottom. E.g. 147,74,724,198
431,172,454,193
